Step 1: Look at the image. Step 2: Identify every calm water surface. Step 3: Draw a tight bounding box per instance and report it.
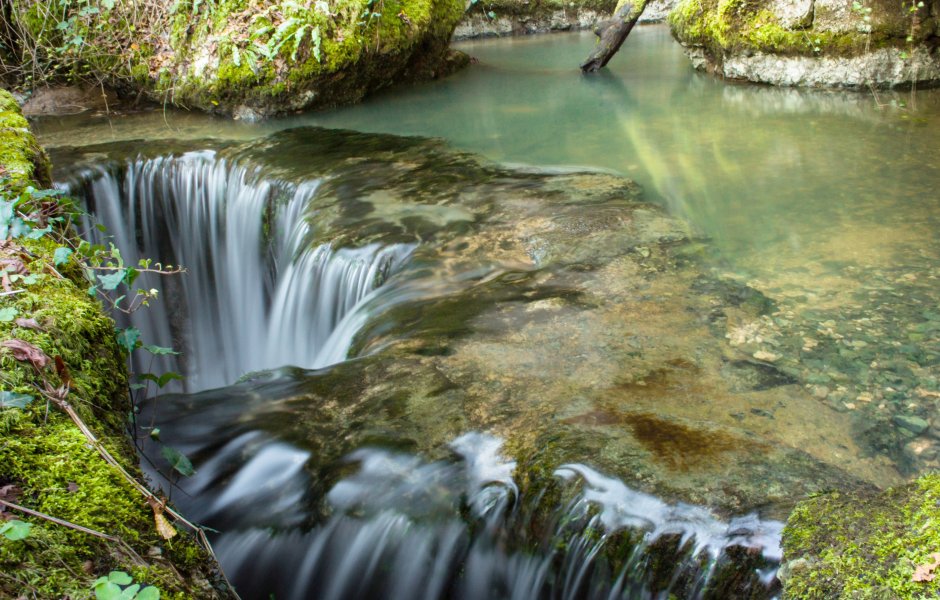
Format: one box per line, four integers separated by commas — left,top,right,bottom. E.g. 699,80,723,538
33,26,940,282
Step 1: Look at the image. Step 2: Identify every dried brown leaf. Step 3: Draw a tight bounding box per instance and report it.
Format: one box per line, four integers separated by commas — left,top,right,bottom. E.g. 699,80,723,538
54,356,72,387
912,552,940,582
14,317,43,330
2,339,50,370
148,498,177,540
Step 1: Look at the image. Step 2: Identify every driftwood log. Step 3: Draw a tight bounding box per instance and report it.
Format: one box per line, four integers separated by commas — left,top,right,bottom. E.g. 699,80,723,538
580,0,650,72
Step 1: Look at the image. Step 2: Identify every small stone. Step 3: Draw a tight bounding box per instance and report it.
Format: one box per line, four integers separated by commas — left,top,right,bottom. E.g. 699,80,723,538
812,385,830,399
904,438,938,462
894,414,929,435
843,402,856,410
753,350,780,362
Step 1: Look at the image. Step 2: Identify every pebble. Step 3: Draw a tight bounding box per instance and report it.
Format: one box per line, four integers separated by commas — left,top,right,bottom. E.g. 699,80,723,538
753,350,780,362
893,414,929,435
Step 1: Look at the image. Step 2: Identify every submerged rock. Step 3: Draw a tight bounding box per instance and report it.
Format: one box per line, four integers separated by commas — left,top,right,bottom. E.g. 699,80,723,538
54,127,899,518
669,0,940,88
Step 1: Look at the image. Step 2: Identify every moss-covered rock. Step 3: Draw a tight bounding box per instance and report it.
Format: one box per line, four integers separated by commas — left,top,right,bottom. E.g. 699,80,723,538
0,88,229,598
669,0,940,87
781,474,940,599
452,0,675,38
7,0,468,117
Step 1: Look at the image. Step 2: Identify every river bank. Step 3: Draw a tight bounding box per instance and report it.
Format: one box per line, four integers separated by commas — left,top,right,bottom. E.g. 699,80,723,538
0,89,231,598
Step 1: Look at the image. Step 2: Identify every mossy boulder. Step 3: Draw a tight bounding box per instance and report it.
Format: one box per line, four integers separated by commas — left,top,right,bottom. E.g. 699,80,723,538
0,88,228,598
669,0,940,87
8,0,468,118
781,473,940,599
452,0,675,38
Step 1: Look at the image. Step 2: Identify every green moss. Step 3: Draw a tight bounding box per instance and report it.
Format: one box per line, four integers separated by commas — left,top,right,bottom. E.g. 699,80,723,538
781,474,940,599
669,0,900,59
0,88,227,598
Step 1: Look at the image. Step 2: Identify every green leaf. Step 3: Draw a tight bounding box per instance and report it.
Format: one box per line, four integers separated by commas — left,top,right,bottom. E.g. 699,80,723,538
98,269,126,291
26,224,52,240
108,571,134,585
125,268,140,287
119,583,140,599
142,344,179,356
54,247,73,266
0,391,34,409
0,307,18,322
95,581,122,600
141,371,184,388
115,327,141,352
161,445,196,477
102,0,116,9
0,520,32,540
136,586,160,600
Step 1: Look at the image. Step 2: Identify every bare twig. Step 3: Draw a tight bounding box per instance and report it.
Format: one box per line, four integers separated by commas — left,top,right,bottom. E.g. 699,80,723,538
0,497,148,566
41,391,242,600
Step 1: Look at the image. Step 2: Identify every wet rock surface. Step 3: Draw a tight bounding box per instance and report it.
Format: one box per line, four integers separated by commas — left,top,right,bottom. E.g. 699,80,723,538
52,127,904,519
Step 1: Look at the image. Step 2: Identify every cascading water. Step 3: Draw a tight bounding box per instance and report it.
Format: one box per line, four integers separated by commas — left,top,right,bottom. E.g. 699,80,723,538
138,400,784,600
64,151,413,391
53,130,796,600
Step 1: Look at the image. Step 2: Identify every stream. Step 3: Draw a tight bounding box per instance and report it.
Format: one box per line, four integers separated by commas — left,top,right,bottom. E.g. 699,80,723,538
36,24,940,599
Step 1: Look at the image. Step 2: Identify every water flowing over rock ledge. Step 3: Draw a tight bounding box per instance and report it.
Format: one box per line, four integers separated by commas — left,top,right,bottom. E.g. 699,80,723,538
47,125,940,597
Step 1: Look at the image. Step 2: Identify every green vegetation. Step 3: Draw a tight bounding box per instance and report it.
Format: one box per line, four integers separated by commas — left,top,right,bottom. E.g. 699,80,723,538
669,0,871,58
782,474,940,599
0,88,226,598
2,0,468,116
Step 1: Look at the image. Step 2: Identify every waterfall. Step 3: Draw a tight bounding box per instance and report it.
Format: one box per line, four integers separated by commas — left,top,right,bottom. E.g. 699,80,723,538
64,151,413,391
177,433,782,600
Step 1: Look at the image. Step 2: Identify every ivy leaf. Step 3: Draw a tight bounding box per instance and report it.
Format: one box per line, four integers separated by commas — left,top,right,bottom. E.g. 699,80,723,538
94,581,122,600
142,344,179,356
0,520,32,540
0,391,34,409
161,445,196,477
25,225,52,240
140,371,183,388
108,571,133,585
136,586,160,600
115,327,141,352
53,247,73,266
97,269,126,291
0,307,18,322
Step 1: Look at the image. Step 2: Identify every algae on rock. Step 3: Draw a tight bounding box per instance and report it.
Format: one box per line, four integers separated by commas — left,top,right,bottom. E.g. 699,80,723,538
669,0,940,87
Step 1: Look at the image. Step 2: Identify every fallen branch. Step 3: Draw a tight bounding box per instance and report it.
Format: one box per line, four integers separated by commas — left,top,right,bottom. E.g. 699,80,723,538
0,497,148,566
580,0,650,72
44,391,242,600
